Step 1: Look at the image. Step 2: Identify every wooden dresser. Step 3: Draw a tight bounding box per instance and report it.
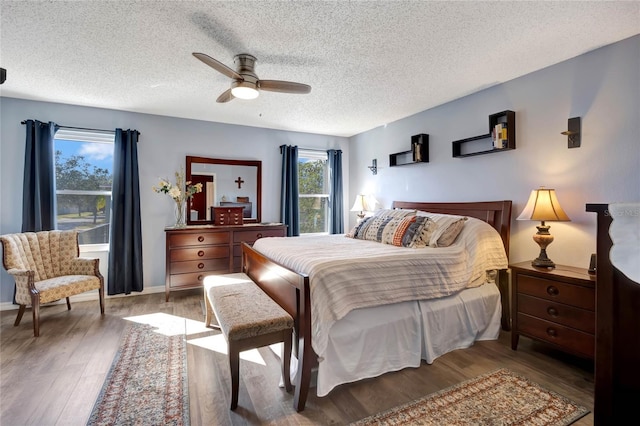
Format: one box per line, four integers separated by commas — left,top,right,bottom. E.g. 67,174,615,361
510,261,596,359
165,223,286,301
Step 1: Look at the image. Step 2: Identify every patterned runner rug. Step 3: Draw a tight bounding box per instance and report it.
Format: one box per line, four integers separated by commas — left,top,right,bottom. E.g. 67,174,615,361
87,323,189,425
351,368,589,426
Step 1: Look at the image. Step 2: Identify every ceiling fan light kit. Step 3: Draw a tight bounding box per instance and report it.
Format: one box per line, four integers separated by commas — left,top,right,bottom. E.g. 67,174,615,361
231,84,259,100
193,52,311,103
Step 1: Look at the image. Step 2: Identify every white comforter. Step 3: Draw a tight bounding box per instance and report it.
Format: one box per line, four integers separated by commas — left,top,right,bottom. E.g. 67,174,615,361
252,216,508,355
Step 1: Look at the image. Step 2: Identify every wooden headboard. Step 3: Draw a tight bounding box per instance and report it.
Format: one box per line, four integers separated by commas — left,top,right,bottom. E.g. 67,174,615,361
391,200,512,258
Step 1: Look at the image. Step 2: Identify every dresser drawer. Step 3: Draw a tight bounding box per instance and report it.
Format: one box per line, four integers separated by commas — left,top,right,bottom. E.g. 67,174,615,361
170,246,229,262
517,294,595,334
518,275,595,310
170,271,223,288
233,228,285,243
517,313,594,358
169,258,229,275
169,231,230,247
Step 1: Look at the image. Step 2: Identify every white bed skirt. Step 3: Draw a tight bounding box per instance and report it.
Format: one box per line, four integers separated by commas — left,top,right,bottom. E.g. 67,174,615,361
313,282,502,396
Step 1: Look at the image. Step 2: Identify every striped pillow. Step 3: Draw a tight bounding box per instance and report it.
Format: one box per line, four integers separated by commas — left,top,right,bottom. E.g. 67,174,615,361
352,215,430,248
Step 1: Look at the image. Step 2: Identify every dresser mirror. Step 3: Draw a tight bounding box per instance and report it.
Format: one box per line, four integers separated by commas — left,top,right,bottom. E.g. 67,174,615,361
186,155,262,225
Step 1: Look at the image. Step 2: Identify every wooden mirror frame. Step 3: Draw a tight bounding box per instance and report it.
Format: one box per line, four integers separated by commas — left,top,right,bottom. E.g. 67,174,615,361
186,155,262,225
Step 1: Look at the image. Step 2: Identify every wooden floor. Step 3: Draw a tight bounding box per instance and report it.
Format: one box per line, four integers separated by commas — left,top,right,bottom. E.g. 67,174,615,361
0,289,595,425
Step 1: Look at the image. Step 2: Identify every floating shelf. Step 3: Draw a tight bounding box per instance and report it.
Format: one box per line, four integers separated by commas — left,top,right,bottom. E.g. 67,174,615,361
452,111,516,158
390,134,429,166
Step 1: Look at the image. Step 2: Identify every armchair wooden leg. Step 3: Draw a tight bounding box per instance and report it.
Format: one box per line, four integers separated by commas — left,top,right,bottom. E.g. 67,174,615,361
98,287,105,315
14,304,26,326
31,297,40,337
66,297,71,310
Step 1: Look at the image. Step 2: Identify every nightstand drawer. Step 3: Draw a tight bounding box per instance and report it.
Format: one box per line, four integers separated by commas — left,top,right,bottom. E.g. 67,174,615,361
518,275,595,310
517,294,595,334
517,313,594,358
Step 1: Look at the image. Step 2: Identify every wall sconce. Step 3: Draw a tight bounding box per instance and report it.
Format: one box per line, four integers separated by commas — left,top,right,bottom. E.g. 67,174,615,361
368,159,377,175
561,117,581,148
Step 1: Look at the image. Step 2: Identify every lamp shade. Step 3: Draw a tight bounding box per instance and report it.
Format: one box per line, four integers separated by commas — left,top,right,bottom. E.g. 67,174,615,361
517,188,570,222
350,194,367,212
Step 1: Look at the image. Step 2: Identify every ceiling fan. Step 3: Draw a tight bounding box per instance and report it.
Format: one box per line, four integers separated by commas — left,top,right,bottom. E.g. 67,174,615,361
192,52,311,103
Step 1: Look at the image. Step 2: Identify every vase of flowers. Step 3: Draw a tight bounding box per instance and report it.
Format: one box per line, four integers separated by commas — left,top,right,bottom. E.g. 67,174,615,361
153,168,203,228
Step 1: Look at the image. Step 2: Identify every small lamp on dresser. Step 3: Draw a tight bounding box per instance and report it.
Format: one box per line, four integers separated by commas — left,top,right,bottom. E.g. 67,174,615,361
517,187,571,268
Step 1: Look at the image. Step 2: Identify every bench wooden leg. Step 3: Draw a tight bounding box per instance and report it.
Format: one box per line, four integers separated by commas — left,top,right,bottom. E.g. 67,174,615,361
282,330,293,392
228,341,240,410
66,297,71,310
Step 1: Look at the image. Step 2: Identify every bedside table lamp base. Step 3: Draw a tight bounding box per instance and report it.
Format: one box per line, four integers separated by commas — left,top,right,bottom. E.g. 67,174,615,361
532,223,555,268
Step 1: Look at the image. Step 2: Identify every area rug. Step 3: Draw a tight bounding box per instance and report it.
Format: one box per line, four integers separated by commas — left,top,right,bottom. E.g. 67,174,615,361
350,368,589,426
87,323,190,426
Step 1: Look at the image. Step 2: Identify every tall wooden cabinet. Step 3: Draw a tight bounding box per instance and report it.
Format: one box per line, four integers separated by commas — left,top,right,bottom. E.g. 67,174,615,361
165,224,286,301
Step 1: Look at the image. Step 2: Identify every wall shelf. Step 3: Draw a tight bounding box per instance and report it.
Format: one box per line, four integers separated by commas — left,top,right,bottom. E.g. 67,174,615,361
390,134,429,166
452,111,516,158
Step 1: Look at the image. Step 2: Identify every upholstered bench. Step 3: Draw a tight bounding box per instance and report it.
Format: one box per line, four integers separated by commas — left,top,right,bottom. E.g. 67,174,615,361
203,273,294,410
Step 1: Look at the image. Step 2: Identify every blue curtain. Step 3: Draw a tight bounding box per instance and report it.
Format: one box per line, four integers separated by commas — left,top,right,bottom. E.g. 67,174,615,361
108,129,143,295
280,145,299,236
327,149,344,234
22,120,59,232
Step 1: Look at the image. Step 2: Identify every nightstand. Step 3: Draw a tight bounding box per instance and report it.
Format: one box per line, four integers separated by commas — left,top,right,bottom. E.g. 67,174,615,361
510,261,596,359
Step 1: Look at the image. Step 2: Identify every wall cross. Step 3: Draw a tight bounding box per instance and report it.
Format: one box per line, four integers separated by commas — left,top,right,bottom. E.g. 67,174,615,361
235,176,244,188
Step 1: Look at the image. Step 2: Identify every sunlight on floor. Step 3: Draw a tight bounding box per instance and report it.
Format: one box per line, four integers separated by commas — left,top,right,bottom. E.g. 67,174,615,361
188,334,267,365
123,312,210,336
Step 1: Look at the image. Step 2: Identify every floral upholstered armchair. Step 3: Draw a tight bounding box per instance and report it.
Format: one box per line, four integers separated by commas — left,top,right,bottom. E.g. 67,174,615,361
0,230,104,336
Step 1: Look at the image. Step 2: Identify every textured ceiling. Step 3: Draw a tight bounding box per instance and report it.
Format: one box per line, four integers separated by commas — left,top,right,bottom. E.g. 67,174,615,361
1,1,638,137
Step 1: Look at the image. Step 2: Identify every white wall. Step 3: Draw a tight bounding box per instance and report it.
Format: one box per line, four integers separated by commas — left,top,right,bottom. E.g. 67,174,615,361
0,100,349,304
1,35,638,305
349,35,640,268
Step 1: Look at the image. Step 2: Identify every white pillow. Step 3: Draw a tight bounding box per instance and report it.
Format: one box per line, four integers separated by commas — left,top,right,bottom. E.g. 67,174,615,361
416,211,468,247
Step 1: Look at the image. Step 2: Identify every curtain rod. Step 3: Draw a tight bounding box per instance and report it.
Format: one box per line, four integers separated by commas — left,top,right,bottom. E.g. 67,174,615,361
20,121,140,135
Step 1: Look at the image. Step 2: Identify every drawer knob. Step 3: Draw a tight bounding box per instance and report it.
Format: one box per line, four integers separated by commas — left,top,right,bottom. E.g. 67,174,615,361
197,274,204,281
198,250,205,257
546,285,559,296
546,327,557,337
198,262,204,269
547,306,558,317
198,236,205,242
257,233,263,239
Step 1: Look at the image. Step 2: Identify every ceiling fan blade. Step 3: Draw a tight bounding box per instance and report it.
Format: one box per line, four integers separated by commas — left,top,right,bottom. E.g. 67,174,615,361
193,52,243,80
216,88,234,103
258,80,311,94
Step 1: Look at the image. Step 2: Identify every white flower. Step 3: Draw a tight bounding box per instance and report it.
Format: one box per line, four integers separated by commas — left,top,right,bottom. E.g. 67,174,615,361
168,187,181,200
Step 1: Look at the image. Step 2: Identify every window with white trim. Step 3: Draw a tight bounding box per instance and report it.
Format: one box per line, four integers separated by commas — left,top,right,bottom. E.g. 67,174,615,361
54,129,114,246
298,149,329,234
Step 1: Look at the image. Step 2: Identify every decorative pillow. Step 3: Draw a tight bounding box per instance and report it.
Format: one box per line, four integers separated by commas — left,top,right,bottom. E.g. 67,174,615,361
408,217,438,248
345,224,358,238
353,215,429,248
428,216,467,247
373,208,416,218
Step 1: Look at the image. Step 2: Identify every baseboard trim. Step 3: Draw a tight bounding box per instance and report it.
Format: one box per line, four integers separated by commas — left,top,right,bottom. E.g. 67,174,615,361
0,285,167,312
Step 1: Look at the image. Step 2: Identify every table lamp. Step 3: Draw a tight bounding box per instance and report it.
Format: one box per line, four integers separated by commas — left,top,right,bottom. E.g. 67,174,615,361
517,187,570,268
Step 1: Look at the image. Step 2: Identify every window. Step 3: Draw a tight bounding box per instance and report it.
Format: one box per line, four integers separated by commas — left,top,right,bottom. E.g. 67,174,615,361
54,129,114,246
298,150,329,234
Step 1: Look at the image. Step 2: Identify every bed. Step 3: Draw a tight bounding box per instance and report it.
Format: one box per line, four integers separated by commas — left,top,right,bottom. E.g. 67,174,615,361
241,200,512,411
